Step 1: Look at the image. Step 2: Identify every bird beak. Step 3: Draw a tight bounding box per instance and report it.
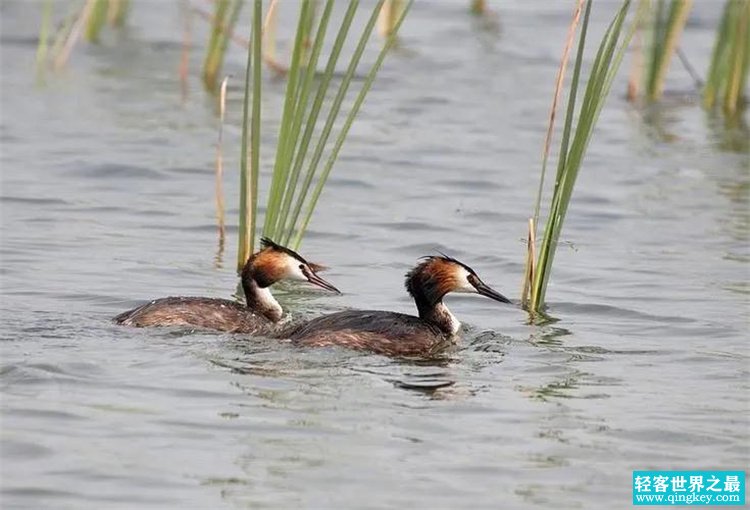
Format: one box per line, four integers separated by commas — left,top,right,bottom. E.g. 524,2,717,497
302,266,341,294
473,279,511,304
308,262,328,273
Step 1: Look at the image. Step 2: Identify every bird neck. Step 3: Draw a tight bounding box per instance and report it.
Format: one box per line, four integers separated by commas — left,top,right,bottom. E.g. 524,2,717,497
414,296,461,336
242,277,283,322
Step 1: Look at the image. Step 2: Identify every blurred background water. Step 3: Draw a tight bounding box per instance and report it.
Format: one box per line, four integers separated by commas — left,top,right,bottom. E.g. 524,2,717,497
1,1,748,508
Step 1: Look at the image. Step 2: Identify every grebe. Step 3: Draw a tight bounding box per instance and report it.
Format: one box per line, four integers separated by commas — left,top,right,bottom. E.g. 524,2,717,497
281,255,511,356
113,238,340,333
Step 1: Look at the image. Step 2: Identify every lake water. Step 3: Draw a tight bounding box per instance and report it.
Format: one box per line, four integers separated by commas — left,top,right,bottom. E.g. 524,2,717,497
1,1,748,508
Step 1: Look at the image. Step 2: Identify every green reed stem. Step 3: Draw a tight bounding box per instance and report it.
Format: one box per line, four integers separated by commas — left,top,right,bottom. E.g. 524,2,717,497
644,0,692,101
703,0,750,116
203,0,243,92
292,0,412,249
238,0,262,272
85,0,108,43
262,0,312,237
270,0,336,238
36,0,53,79
530,1,635,312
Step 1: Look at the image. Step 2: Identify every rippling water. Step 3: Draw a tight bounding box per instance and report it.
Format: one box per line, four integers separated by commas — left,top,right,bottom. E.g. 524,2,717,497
1,1,748,509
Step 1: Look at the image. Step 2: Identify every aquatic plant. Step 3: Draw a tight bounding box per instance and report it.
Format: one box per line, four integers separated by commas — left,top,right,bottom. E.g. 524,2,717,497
523,0,636,314
237,0,411,270
85,0,109,42
703,0,750,116
108,0,129,27
237,0,262,273
42,0,131,71
642,0,692,101
626,0,692,103
378,0,404,37
202,0,244,92
215,76,230,266
470,0,487,16
36,0,53,80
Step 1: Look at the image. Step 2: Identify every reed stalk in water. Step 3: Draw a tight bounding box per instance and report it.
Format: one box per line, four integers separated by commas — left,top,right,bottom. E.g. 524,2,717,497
523,0,584,310
237,0,262,273
202,0,244,92
626,0,691,103
525,0,636,314
269,1,409,252
36,0,53,81
287,1,410,249
47,0,129,71
703,0,750,116
216,76,229,267
236,0,410,270
107,0,129,27
85,0,109,43
262,0,286,75
378,0,404,37
470,0,487,16
643,0,692,101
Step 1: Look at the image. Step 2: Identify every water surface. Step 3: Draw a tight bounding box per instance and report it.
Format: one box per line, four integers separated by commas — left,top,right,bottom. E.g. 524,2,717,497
1,1,748,508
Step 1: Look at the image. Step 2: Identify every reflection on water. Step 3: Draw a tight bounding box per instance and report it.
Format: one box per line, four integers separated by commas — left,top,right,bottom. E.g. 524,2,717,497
707,110,750,153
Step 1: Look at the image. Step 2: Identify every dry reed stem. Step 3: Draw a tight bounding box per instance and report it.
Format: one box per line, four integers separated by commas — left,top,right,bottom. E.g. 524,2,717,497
627,23,642,102
521,218,537,307
534,0,585,224
378,0,401,37
525,0,583,310
107,0,127,26
192,0,289,76
215,76,229,266
651,0,692,100
54,0,96,70
675,46,703,90
192,5,249,48
262,0,287,75
470,0,487,16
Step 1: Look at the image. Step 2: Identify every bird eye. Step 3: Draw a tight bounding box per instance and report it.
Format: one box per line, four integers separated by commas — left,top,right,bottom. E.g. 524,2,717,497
299,264,305,271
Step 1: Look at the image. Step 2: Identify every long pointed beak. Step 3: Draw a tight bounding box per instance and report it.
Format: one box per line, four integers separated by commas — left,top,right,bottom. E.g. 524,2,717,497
303,267,341,294
474,279,511,304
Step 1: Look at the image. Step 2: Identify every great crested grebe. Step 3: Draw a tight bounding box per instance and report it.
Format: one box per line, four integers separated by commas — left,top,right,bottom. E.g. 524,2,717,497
113,238,340,333
281,255,511,356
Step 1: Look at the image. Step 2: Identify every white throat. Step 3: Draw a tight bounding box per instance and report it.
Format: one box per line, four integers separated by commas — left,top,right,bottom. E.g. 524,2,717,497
435,302,461,335
256,286,282,319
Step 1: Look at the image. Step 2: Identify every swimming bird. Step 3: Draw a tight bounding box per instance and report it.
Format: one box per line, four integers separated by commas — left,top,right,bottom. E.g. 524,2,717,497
113,238,340,333
280,255,511,356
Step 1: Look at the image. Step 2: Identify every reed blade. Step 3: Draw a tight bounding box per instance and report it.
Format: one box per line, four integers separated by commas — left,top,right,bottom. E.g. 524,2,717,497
262,0,312,238
238,0,262,272
107,0,129,27
292,1,412,249
85,0,108,43
703,0,749,115
530,1,635,312
270,0,335,238
202,0,243,92
276,1,359,243
644,0,692,101
36,0,53,80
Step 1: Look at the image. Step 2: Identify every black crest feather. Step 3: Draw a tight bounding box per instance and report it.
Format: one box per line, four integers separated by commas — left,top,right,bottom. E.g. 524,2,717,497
260,237,309,264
